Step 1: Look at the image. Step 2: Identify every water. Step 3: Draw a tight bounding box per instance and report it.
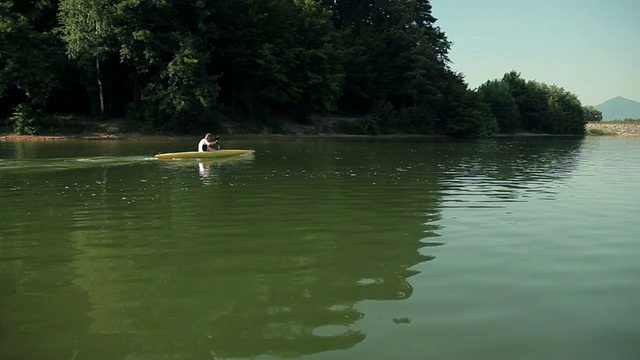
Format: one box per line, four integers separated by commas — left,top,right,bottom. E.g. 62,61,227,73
1,137,639,359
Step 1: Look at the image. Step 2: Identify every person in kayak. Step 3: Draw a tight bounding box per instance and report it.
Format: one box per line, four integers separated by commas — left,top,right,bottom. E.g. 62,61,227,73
198,133,220,152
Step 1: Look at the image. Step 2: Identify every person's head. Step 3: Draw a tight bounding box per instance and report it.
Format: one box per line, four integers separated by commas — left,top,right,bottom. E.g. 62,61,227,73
205,133,213,141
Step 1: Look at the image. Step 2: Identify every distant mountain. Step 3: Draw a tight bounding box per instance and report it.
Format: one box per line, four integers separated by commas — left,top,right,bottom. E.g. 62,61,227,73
595,96,640,121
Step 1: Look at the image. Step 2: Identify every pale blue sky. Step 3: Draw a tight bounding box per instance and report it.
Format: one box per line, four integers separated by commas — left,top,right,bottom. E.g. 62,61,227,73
431,0,640,105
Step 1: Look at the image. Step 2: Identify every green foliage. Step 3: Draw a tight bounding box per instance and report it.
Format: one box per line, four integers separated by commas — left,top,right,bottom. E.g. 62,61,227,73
7,103,84,134
333,0,450,116
293,0,345,113
57,0,116,61
135,39,220,133
40,114,86,133
363,101,438,135
213,0,344,122
0,1,61,109
436,73,497,137
332,117,380,135
397,106,438,134
515,80,552,132
546,85,585,134
586,128,615,136
477,80,519,133
446,92,497,138
0,0,591,137
583,106,603,122
482,71,585,135
368,101,395,133
58,0,119,115
8,104,40,134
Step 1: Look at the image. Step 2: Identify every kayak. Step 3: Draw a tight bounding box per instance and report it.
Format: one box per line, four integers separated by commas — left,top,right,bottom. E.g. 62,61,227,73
155,149,254,159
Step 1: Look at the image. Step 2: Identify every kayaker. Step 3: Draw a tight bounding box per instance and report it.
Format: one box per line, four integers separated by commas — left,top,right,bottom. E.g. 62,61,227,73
198,133,219,152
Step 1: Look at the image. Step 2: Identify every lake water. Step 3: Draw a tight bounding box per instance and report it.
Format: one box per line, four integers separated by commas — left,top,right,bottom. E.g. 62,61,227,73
1,136,639,359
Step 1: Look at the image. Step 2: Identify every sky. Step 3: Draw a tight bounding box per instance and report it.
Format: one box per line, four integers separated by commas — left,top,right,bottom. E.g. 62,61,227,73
430,0,640,106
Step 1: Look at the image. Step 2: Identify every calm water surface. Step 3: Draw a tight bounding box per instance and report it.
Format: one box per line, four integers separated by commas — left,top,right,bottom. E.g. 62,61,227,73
1,137,639,359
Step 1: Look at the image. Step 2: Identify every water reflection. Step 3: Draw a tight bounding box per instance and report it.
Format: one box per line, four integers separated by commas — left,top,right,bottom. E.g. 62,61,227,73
1,138,592,359
201,237,436,358
198,162,213,182
41,146,440,358
437,138,584,206
157,154,255,185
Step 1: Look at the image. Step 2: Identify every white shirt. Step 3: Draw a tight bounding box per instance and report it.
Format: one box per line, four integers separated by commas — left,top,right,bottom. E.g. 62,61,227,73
198,138,208,152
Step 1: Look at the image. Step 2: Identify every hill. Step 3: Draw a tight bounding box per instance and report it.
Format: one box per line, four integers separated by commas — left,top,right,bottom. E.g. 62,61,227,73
595,96,640,120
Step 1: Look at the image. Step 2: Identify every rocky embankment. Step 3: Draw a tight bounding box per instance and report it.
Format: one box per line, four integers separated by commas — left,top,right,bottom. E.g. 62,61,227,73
586,121,640,135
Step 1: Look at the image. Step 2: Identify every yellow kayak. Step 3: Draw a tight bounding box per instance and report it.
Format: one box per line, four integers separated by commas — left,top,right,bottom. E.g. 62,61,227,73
155,149,254,159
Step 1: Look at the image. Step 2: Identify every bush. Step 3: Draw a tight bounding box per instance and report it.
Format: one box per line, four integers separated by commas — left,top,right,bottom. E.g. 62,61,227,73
332,117,380,135
586,128,616,136
7,104,88,135
40,115,86,134
8,104,39,135
397,106,437,134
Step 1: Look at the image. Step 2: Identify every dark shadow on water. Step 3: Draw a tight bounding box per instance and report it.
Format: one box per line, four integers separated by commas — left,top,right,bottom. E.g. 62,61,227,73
0,139,450,359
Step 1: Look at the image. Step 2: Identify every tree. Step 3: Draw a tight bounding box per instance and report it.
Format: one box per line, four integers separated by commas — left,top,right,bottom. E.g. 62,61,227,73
0,0,62,133
108,0,223,132
5,0,591,137
503,72,551,133
547,85,585,134
326,0,451,117
477,79,520,133
58,0,117,116
437,72,497,137
139,38,220,132
212,0,343,122
502,70,527,98
583,106,602,122
500,71,586,134
289,0,344,118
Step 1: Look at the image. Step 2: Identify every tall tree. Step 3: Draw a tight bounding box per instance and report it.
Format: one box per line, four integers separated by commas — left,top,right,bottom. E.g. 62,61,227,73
139,38,220,132
478,79,520,133
547,85,585,134
329,0,451,116
0,0,61,131
112,0,222,132
437,72,497,137
213,0,343,121
289,0,344,118
58,0,117,116
503,72,551,132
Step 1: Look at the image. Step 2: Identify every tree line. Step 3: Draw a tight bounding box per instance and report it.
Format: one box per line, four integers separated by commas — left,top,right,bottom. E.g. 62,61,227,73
0,0,596,136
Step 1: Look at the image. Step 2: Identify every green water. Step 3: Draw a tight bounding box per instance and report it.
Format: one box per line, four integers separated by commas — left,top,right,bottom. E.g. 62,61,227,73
1,137,639,359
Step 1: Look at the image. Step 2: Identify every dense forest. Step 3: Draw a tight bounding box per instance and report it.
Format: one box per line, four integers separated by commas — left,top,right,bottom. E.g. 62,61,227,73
0,0,597,136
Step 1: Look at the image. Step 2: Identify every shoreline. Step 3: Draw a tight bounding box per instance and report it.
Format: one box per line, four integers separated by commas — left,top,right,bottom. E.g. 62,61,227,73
0,132,444,142
2,121,639,142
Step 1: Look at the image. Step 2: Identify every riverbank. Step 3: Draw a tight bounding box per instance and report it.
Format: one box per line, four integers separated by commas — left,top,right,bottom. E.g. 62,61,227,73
0,117,348,141
3,119,639,141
